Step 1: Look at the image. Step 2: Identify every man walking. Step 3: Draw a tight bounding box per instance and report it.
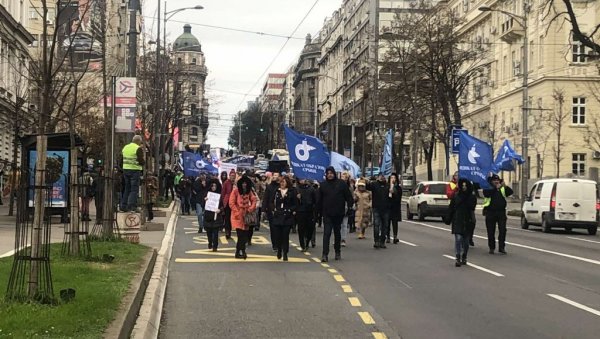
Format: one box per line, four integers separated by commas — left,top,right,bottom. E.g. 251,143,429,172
318,167,353,262
296,178,317,252
483,174,513,254
121,135,145,212
262,172,281,251
220,170,235,239
368,174,391,249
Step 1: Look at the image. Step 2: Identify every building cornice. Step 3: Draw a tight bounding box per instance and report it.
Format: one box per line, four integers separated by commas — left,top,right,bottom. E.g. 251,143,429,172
0,4,35,45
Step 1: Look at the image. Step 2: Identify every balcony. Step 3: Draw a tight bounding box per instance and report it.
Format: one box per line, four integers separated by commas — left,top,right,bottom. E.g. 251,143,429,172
499,18,524,43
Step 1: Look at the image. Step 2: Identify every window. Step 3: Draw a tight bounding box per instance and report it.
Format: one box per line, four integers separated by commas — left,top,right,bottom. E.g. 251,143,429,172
177,57,182,64
191,58,196,65
29,8,38,19
534,183,544,199
572,38,587,63
191,83,197,96
572,97,586,125
572,153,586,176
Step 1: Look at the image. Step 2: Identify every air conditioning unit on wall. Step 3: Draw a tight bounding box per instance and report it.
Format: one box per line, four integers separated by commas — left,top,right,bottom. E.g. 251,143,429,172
592,151,600,159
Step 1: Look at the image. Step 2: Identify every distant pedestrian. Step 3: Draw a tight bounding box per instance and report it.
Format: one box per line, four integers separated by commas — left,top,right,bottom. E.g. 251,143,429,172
348,178,356,233
262,172,281,251
255,174,267,231
318,167,353,262
192,176,208,232
79,168,94,222
229,175,257,259
447,178,476,266
203,179,223,251
483,174,514,254
271,176,297,261
145,173,159,221
446,171,459,199
295,178,317,252
121,135,145,212
340,171,352,247
179,177,192,215
220,170,235,239
367,174,392,249
354,179,372,239
388,173,402,244
163,169,175,200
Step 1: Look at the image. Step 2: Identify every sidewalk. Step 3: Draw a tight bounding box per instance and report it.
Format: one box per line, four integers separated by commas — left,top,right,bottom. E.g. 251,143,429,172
0,200,174,257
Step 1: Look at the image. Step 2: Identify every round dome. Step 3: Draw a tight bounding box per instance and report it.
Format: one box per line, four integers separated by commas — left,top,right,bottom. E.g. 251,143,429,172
173,24,202,52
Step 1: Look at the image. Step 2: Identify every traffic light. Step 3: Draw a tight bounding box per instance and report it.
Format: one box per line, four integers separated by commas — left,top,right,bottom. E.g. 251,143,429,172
260,124,264,132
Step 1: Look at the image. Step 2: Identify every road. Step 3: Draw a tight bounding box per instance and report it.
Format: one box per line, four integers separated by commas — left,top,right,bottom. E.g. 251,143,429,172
160,212,600,338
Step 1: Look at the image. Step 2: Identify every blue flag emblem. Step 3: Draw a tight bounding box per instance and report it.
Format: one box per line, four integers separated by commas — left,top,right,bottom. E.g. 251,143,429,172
330,151,361,178
458,131,494,189
284,125,330,181
493,140,525,172
182,151,218,177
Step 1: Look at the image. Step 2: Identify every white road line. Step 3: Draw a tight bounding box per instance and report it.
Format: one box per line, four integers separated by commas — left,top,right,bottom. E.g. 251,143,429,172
547,294,600,317
443,255,505,277
567,237,600,244
398,240,418,247
407,221,600,267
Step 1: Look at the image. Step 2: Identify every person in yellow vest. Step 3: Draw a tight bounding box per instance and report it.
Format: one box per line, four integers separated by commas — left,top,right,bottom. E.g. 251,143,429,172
446,171,459,199
121,135,145,212
482,174,513,254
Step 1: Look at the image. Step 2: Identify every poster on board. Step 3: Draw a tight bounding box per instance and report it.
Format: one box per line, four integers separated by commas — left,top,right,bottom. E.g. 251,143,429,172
28,150,69,208
205,192,221,212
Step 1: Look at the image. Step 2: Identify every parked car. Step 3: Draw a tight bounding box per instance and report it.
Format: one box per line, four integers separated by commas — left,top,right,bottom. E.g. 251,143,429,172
407,181,451,222
363,167,380,177
401,174,414,192
521,178,598,235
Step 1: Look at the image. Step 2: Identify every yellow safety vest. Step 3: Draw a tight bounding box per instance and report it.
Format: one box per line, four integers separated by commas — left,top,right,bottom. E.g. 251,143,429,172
483,186,506,207
122,143,142,170
449,182,457,190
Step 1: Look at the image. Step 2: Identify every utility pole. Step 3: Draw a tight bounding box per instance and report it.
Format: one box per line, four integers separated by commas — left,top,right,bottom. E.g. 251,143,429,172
238,111,242,153
520,2,530,201
154,0,161,174
128,0,138,76
370,0,380,173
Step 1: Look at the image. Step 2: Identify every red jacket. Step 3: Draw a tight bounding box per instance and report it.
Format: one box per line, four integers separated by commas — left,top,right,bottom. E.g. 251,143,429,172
229,187,257,230
446,180,458,199
221,179,233,208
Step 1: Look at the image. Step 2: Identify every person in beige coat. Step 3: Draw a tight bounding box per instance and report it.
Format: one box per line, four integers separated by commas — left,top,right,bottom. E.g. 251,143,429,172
354,180,372,239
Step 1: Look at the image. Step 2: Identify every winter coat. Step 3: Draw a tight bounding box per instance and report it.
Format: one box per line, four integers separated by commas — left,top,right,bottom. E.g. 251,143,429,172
318,167,354,217
145,175,159,204
367,180,392,212
221,179,233,208
262,181,280,219
229,176,257,230
203,180,223,229
389,183,402,220
354,189,372,226
296,184,317,213
449,179,477,235
191,179,208,206
272,187,298,226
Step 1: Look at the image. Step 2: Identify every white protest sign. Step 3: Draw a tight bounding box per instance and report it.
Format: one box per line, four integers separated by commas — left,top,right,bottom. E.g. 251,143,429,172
205,192,221,212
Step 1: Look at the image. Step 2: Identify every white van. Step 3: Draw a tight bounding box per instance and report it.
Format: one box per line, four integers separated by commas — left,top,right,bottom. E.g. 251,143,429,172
521,178,598,235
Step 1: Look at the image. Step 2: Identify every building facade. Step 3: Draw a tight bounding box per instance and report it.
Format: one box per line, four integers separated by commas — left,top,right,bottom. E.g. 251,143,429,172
171,24,209,150
0,0,34,167
412,0,600,195
293,34,321,136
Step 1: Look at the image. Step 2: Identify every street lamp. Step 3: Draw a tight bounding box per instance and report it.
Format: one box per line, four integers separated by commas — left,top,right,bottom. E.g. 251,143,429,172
479,4,530,200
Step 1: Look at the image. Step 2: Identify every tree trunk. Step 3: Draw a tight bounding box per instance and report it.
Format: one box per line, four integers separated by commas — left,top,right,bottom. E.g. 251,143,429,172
68,146,80,255
8,126,19,216
29,134,47,298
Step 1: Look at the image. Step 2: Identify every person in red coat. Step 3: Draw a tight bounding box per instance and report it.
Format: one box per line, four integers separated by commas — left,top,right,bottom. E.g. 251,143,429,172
446,171,459,199
220,170,236,239
229,175,257,259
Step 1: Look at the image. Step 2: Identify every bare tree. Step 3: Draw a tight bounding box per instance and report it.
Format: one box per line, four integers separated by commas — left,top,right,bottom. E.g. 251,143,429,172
547,89,569,177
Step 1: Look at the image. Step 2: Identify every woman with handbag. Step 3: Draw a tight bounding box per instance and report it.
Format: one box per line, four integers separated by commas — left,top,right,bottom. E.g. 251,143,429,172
203,179,223,252
271,176,298,261
229,175,257,259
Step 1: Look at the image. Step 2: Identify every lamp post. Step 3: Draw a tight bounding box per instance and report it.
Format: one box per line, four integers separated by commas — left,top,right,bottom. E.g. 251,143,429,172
154,2,203,173
479,3,530,200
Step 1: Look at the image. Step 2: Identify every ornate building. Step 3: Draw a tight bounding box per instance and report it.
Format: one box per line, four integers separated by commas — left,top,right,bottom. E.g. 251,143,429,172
172,24,209,150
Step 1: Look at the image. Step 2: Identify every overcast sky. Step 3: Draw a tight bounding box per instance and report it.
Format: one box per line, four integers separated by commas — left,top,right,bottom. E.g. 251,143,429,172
143,0,343,149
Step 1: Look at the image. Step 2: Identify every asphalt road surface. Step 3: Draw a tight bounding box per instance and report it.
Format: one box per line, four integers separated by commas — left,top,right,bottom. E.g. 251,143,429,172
160,212,600,338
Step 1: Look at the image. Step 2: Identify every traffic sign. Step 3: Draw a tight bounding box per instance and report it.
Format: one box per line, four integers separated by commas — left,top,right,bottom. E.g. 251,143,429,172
451,128,467,154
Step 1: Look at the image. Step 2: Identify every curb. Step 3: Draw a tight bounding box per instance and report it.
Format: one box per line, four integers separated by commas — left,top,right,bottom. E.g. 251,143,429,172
103,248,158,339
131,200,179,339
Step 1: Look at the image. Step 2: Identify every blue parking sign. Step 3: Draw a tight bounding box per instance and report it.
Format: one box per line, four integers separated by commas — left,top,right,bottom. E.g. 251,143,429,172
451,128,466,154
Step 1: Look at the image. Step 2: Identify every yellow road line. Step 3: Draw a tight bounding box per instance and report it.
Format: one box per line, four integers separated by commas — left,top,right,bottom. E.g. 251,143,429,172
220,236,228,244
312,257,321,263
303,251,311,256
358,312,375,325
296,247,303,251
175,257,310,263
341,285,353,293
328,268,338,273
348,297,361,307
333,274,346,282
372,332,387,339
321,263,330,268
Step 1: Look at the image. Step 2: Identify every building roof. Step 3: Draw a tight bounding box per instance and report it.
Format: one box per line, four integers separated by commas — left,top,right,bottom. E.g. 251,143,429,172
173,24,202,52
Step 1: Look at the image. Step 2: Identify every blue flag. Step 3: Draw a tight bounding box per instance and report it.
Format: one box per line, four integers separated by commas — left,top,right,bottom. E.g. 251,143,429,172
493,140,525,172
458,131,494,189
380,129,393,177
182,151,218,177
330,151,361,178
284,125,330,181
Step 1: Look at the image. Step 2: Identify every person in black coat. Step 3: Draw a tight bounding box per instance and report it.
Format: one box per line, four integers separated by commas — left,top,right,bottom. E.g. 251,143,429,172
202,179,223,251
262,172,281,251
192,176,208,233
271,176,298,261
448,178,477,266
318,166,354,262
367,173,392,248
387,173,402,244
483,174,514,254
295,178,317,252
163,169,175,200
